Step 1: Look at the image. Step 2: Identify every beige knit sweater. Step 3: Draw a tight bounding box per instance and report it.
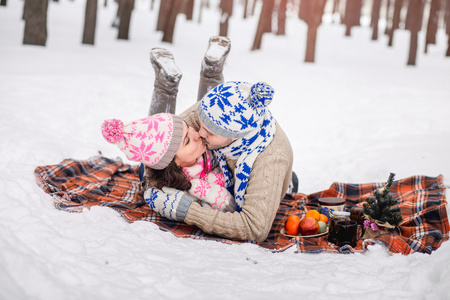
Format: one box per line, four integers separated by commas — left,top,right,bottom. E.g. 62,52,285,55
180,102,294,243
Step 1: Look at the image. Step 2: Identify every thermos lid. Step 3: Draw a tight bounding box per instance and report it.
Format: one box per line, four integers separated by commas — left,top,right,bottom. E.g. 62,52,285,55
331,211,350,217
318,197,346,206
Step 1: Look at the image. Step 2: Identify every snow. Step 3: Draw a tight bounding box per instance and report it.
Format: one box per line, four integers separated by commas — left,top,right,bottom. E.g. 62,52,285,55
1,1,450,299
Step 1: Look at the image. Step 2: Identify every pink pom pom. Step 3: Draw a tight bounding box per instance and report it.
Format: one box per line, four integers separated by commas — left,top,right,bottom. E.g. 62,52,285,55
101,119,124,144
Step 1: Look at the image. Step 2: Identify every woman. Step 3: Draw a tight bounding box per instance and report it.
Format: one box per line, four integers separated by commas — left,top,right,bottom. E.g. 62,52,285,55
101,113,236,212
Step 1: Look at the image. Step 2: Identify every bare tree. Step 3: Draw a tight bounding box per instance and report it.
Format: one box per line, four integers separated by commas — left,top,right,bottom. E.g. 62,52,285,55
332,0,341,22
384,0,391,35
387,0,404,46
251,0,274,50
82,0,98,45
370,0,382,40
117,0,135,40
182,0,195,20
276,0,287,35
219,0,233,36
243,0,249,18
23,0,48,46
446,0,450,56
424,0,441,53
299,0,327,63
162,0,182,43
251,0,258,16
157,0,171,31
405,0,425,65
342,0,362,36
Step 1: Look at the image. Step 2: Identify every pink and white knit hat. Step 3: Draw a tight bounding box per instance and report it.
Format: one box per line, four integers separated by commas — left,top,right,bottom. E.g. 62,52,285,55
101,113,184,170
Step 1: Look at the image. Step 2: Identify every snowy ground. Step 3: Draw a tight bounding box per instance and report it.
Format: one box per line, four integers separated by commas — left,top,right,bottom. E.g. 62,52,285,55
1,1,450,299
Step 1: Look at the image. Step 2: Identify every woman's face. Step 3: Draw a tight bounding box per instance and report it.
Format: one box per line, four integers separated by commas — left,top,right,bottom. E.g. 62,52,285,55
175,121,206,167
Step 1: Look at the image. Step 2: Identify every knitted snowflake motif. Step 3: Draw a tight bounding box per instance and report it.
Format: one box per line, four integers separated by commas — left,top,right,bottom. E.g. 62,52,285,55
193,180,211,198
145,189,160,210
140,114,166,131
208,84,233,112
212,172,225,186
129,141,156,162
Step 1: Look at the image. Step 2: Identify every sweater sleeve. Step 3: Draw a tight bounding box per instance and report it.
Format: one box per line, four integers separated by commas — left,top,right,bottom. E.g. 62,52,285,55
179,103,294,243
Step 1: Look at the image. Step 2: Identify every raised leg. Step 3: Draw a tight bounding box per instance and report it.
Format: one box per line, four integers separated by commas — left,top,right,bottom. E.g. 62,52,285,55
197,36,231,101
149,48,182,115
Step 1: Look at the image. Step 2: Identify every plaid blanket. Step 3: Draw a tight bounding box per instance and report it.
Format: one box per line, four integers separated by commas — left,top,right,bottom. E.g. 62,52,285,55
35,156,449,255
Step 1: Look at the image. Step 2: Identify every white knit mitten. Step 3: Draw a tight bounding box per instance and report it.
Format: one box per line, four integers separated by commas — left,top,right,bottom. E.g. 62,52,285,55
188,178,236,213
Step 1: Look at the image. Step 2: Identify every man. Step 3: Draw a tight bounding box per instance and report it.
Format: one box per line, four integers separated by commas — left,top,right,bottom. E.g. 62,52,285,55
145,81,293,242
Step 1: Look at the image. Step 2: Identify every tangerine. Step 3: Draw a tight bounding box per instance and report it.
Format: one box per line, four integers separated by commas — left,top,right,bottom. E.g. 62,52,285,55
285,215,301,236
305,210,320,221
319,213,329,224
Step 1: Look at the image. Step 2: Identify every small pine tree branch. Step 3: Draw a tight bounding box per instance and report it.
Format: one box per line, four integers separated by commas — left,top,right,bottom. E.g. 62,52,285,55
363,173,403,226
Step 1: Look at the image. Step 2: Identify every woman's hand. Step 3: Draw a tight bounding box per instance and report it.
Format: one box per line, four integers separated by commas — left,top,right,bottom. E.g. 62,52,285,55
144,187,193,221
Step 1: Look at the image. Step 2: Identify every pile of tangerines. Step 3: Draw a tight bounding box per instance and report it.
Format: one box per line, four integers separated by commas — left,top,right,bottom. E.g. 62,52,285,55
285,210,328,236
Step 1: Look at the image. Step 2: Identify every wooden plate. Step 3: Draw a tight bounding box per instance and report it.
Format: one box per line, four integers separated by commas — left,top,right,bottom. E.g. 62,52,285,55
280,228,328,238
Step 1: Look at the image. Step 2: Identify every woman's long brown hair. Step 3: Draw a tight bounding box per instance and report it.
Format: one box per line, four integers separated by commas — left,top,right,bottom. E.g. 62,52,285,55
143,153,209,191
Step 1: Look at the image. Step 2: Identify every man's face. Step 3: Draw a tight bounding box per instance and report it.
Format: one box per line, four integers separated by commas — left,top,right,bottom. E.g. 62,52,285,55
198,118,235,150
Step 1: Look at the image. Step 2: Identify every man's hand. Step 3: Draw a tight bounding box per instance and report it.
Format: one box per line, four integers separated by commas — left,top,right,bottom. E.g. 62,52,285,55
144,187,193,222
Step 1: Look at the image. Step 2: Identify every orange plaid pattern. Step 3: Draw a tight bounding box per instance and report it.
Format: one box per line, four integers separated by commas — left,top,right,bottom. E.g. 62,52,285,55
35,156,449,255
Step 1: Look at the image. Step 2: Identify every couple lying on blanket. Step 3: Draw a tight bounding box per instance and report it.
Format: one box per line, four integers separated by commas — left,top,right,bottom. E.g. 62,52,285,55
36,79,448,254
101,81,294,243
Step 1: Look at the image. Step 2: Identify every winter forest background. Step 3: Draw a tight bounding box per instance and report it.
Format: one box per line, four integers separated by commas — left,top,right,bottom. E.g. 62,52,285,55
1,0,450,299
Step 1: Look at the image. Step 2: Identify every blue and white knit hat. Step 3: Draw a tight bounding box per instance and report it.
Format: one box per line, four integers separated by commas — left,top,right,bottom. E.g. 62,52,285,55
198,81,274,139
198,81,276,212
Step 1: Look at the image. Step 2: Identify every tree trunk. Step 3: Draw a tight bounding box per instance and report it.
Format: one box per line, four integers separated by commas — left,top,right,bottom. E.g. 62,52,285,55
162,0,182,43
300,0,327,63
23,0,48,46
117,0,134,40
447,38,450,57
157,0,172,31
388,0,404,46
407,31,419,65
219,0,233,37
371,0,381,40
332,0,340,14
305,24,319,62
82,0,98,45
182,0,194,20
405,0,425,65
251,0,274,50
446,0,450,56
276,0,287,35
424,0,440,53
251,0,258,16
243,0,249,18
331,0,341,23
342,0,362,37
149,48,182,115
384,0,391,35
